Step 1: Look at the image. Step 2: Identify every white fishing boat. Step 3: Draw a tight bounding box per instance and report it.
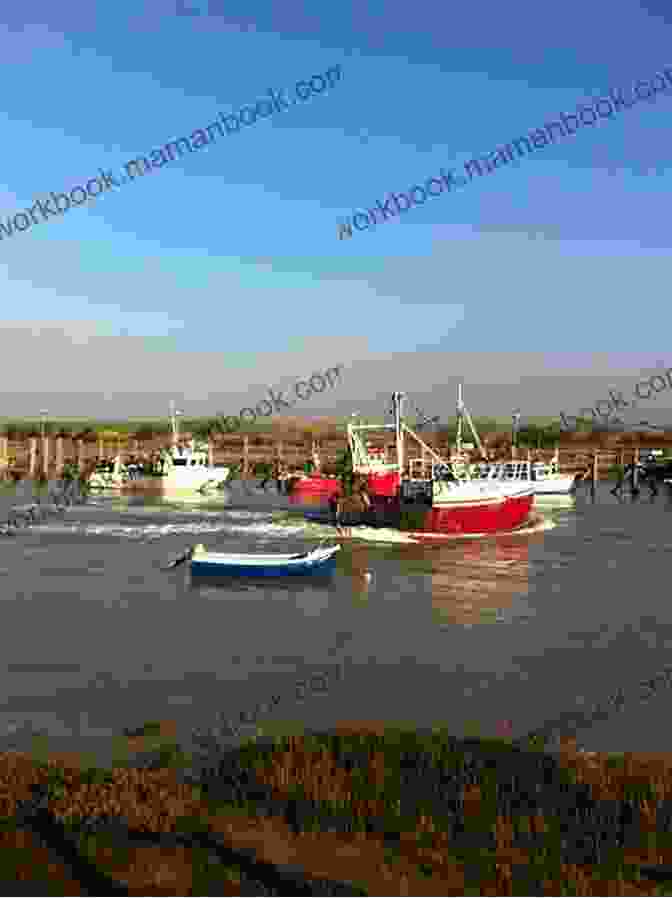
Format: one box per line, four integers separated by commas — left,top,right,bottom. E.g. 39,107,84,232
155,441,230,495
87,404,229,496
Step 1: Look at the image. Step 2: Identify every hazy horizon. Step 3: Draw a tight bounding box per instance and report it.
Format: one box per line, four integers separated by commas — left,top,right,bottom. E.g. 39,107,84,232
2,352,672,433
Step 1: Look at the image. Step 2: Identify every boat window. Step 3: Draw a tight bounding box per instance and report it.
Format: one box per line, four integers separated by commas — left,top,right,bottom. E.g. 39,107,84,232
173,458,187,466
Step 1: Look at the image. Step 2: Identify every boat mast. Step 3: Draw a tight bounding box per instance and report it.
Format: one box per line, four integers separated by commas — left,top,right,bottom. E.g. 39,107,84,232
456,383,463,455
457,383,486,458
169,400,179,448
393,391,405,473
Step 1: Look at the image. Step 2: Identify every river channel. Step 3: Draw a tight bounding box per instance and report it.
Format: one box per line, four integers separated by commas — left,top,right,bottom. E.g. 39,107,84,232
0,480,670,766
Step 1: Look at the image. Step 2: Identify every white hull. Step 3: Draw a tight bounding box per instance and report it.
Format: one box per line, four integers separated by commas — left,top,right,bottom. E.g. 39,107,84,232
127,467,230,494
432,480,534,506
89,467,230,494
532,475,576,495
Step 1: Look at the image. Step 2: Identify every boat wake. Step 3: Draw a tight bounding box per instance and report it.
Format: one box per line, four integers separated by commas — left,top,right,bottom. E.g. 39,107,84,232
30,510,309,542
28,505,555,545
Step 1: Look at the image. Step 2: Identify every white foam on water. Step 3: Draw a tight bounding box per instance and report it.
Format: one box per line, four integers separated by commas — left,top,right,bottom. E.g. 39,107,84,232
30,513,308,541
27,505,554,545
331,526,416,544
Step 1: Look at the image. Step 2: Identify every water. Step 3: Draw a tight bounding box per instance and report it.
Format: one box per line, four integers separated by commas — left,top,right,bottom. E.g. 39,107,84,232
0,479,671,766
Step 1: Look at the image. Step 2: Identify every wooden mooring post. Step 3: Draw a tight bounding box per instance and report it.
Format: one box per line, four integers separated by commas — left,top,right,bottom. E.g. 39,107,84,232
242,436,249,477
29,438,37,478
591,450,598,499
0,436,7,481
42,436,49,478
55,436,64,476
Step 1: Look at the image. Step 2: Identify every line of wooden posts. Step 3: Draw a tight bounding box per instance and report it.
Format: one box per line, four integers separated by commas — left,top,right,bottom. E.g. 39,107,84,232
0,433,655,482
0,434,331,481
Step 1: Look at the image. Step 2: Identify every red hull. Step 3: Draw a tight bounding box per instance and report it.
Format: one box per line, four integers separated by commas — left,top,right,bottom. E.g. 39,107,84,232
290,471,401,500
422,492,534,535
290,476,342,499
289,474,534,538
365,471,401,498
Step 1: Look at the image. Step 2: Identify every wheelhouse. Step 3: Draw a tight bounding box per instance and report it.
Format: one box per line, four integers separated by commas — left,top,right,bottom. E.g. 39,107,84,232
472,460,559,481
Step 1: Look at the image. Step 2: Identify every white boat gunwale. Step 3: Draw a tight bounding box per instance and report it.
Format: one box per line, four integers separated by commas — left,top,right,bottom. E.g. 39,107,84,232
190,545,340,565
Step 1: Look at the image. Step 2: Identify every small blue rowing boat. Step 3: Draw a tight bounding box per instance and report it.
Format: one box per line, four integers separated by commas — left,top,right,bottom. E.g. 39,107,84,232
187,543,340,577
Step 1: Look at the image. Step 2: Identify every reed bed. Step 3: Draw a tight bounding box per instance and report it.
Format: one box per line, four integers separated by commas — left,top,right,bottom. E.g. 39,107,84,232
3,722,672,894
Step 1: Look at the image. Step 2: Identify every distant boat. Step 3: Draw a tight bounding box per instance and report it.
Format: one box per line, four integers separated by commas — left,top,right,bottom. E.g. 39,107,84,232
87,405,229,496
87,443,230,495
188,543,340,577
287,473,342,499
152,442,230,495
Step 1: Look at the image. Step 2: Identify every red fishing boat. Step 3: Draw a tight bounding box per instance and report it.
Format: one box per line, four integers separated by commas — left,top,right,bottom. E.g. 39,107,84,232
289,475,342,499
345,388,534,536
289,388,534,536
286,443,342,499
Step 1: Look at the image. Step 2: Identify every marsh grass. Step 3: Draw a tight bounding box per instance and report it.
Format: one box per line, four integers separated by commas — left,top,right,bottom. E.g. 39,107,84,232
7,723,672,893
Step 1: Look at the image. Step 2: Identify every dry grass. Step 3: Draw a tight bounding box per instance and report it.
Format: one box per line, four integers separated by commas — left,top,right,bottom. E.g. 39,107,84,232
1,724,672,894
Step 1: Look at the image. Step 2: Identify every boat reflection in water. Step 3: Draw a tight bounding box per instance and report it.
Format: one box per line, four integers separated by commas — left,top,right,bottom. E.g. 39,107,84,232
338,542,374,604
391,536,537,629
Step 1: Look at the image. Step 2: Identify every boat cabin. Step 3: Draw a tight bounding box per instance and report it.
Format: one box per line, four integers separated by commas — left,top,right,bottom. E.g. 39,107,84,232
472,460,559,481
168,444,210,468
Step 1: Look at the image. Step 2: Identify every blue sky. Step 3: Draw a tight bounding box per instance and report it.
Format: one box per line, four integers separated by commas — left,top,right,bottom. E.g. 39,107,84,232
0,0,671,423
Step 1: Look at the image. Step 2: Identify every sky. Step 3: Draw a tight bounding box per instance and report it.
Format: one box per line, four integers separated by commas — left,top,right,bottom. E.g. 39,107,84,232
0,0,670,426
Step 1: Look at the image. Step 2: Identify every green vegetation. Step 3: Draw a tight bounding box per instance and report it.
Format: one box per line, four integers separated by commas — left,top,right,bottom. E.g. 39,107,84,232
0,413,567,444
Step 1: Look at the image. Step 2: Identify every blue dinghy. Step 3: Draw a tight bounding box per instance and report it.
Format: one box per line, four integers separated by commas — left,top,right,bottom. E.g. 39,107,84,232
188,543,340,577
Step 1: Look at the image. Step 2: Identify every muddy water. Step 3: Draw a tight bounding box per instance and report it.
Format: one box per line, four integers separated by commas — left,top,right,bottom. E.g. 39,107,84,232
0,480,670,765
